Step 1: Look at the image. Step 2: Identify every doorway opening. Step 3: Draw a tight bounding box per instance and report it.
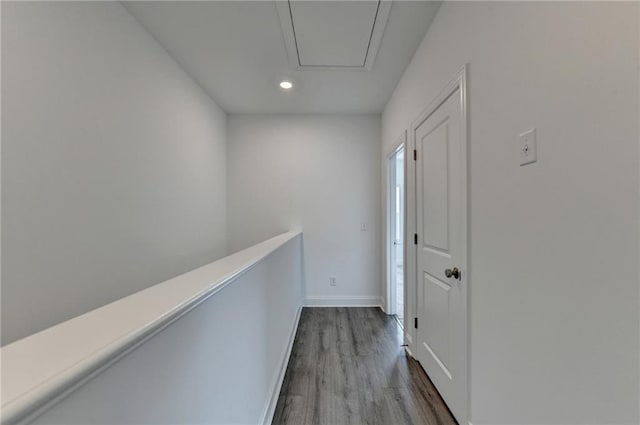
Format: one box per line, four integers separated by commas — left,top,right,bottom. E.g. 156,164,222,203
388,143,405,326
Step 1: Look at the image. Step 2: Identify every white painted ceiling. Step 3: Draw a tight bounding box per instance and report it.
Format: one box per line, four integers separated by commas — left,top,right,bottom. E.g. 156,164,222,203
123,1,441,114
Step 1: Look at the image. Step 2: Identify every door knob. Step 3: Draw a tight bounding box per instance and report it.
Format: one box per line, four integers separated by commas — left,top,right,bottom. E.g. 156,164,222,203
444,267,460,280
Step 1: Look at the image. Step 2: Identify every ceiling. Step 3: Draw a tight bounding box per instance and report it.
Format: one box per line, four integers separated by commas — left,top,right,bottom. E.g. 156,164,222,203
123,1,441,114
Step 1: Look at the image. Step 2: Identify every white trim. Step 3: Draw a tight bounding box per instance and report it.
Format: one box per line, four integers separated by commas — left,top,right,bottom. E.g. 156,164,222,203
406,117,417,353
259,305,303,425
409,64,470,424
304,296,383,307
404,345,415,359
275,0,391,71
0,231,302,425
405,332,413,345
637,3,640,419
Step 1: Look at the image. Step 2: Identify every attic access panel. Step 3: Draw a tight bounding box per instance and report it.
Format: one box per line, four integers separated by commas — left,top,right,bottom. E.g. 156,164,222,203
276,0,392,70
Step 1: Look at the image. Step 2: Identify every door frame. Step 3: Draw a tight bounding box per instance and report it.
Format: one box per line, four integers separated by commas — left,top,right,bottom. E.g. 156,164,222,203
408,64,469,423
385,133,407,318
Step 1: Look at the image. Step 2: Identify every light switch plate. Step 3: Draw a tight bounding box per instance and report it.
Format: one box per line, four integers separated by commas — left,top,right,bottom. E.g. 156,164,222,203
519,128,537,166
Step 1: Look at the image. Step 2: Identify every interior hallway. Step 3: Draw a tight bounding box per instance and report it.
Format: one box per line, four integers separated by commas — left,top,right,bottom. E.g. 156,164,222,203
2,2,639,424
273,308,457,425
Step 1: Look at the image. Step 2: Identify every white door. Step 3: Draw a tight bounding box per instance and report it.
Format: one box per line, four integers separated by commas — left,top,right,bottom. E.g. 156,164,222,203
414,78,467,422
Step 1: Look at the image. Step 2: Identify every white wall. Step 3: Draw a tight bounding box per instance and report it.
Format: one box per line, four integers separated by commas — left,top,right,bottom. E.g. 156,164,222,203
227,115,382,306
1,2,227,345
383,2,640,424
28,234,304,425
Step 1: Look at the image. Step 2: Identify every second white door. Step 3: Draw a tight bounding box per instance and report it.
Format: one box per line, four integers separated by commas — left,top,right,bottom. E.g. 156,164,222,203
414,77,467,423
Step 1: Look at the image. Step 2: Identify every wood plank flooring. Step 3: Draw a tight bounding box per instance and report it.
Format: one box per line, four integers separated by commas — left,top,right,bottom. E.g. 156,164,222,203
272,307,458,425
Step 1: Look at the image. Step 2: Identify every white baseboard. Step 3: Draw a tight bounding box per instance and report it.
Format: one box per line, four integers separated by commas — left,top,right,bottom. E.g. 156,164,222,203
304,296,383,307
259,305,302,425
404,345,415,358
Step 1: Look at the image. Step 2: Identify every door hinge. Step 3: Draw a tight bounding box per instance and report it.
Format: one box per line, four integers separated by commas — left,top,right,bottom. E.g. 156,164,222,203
414,233,418,245
413,149,417,161
414,317,418,329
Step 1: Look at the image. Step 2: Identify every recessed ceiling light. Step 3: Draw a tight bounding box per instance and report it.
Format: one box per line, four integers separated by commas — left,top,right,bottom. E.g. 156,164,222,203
279,81,293,89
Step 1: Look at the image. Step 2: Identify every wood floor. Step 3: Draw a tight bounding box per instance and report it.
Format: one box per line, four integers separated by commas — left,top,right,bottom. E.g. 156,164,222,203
272,307,458,425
